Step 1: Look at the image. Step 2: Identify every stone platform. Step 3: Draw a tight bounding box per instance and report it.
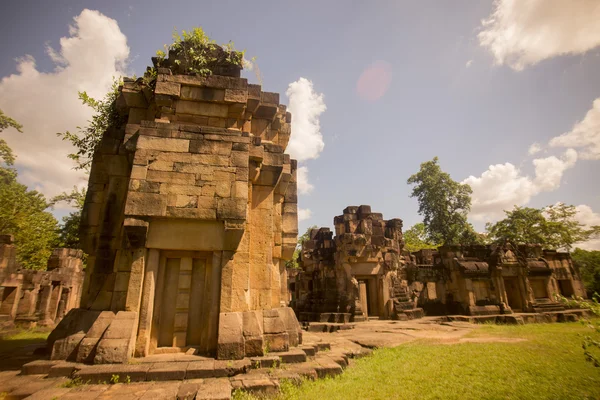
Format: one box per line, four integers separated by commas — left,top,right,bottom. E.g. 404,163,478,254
2,312,594,399
8,341,370,399
439,308,592,325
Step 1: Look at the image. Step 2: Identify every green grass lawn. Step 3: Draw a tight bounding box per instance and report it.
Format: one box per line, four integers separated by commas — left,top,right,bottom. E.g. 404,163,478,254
251,321,600,400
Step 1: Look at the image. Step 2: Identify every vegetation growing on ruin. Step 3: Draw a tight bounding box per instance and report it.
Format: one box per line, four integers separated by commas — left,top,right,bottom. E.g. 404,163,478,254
236,321,600,400
154,27,245,76
0,110,58,270
57,80,124,171
286,226,317,270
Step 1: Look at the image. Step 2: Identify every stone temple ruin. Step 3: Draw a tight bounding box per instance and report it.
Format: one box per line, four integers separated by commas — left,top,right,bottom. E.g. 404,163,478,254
291,206,587,325
48,45,302,364
0,235,85,328
293,206,423,326
409,243,586,316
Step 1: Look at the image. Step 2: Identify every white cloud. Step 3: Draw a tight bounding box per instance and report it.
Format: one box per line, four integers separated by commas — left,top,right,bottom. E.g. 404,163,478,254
0,9,129,199
465,60,473,68
549,97,600,160
296,166,314,195
532,149,577,191
285,77,326,199
464,150,578,221
285,78,326,162
528,142,542,155
298,208,312,222
573,204,600,250
478,0,600,70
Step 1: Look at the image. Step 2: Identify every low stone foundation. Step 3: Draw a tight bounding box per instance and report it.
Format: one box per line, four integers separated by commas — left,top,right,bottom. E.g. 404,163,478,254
47,309,137,364
48,306,302,364
217,307,302,360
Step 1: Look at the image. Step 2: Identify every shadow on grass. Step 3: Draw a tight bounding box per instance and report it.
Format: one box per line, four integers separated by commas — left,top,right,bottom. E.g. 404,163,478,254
0,329,51,371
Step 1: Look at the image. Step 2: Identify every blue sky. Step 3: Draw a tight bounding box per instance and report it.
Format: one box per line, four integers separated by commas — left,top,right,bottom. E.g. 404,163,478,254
1,0,599,248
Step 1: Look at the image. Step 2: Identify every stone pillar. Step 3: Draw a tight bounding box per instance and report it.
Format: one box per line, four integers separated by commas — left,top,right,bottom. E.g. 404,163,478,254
135,249,159,357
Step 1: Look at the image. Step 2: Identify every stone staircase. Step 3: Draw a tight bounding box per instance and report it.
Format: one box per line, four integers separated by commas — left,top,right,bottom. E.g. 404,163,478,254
392,284,424,320
532,298,566,313
18,342,372,399
299,312,356,332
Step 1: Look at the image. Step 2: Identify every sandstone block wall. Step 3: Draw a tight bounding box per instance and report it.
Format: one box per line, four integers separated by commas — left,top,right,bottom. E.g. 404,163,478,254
50,47,301,363
0,245,84,327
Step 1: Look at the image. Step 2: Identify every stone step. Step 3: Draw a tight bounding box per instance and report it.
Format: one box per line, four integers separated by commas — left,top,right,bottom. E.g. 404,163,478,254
305,322,356,333
312,356,343,378
299,344,317,357
68,359,252,383
272,348,307,364
249,355,280,369
315,342,331,351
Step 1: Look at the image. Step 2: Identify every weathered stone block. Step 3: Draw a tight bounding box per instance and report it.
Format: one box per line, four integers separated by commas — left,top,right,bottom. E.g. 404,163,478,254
264,332,289,352
137,136,189,152
51,333,85,361
146,170,195,185
125,192,167,216
155,81,181,97
176,100,229,117
217,312,245,360
93,338,131,364
217,198,247,220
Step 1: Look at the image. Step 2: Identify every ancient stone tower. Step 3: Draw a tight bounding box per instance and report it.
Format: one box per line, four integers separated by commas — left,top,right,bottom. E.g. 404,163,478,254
49,45,301,363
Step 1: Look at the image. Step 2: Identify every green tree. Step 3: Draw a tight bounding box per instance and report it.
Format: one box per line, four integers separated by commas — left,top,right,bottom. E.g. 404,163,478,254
487,204,600,250
1,113,58,269
0,108,23,167
286,225,317,270
545,203,600,251
572,248,600,297
407,157,473,245
486,207,548,245
403,223,438,252
50,186,87,249
56,80,124,171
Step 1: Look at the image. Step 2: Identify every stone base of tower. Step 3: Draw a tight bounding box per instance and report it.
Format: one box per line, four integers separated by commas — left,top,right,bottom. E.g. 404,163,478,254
46,306,302,364
47,309,137,364
217,307,302,360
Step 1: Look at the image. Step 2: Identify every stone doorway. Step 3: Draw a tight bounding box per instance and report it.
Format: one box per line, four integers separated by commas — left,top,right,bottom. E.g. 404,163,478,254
503,277,523,311
150,251,215,354
357,277,380,318
557,279,574,297
529,279,548,299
